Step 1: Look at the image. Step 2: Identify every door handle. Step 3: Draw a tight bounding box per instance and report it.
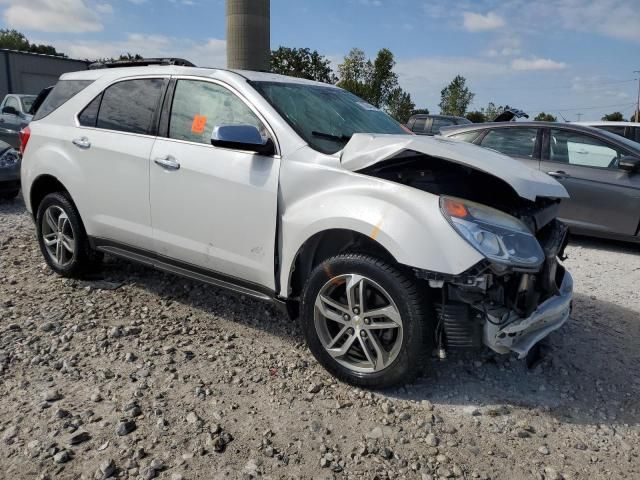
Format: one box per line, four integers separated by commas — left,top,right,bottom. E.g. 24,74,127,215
72,137,91,149
154,155,180,170
547,170,569,179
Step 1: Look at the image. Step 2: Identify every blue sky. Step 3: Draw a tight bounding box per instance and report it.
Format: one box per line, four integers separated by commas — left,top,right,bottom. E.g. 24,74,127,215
2,0,640,120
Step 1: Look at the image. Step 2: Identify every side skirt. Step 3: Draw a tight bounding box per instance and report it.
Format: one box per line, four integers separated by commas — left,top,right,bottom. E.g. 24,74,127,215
91,237,288,311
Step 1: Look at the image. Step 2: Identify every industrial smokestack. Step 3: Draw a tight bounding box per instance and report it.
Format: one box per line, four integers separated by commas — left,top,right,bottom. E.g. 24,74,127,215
226,0,270,71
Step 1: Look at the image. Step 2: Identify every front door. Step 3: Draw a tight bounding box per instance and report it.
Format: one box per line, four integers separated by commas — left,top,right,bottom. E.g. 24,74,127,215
540,128,640,236
149,78,280,290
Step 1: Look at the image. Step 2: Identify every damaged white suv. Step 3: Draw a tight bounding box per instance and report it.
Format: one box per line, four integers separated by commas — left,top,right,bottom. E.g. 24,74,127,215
21,65,573,387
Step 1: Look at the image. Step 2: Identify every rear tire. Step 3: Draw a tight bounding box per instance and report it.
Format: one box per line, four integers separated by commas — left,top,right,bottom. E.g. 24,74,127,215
301,253,434,389
36,192,102,277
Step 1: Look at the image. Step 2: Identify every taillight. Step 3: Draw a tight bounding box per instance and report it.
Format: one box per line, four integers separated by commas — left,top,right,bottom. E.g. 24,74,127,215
19,125,31,156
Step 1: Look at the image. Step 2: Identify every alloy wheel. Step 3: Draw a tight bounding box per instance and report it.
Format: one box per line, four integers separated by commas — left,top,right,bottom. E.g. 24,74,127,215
314,274,404,374
41,205,75,268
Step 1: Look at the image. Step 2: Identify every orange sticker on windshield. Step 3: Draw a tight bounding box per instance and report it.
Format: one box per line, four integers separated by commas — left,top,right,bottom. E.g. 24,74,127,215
191,115,207,134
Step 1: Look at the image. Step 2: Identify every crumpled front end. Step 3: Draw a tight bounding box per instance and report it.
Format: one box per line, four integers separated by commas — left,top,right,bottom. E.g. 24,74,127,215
417,214,572,359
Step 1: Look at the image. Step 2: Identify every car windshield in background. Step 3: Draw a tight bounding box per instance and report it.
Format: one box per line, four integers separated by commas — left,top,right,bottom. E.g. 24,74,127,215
251,81,407,154
20,96,36,113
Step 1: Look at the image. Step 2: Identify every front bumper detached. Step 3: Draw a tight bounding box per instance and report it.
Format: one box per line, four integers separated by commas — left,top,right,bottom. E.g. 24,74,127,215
484,269,573,358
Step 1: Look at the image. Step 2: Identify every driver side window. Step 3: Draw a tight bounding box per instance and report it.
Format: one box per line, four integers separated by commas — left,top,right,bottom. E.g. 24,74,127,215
169,80,265,145
550,129,625,169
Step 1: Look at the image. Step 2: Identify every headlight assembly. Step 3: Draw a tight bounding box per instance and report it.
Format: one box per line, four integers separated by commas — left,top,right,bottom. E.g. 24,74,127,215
0,148,19,169
440,196,544,269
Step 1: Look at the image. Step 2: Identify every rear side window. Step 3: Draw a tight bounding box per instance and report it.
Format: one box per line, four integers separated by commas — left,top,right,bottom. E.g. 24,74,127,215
33,80,93,121
480,127,538,158
96,79,166,135
411,118,427,133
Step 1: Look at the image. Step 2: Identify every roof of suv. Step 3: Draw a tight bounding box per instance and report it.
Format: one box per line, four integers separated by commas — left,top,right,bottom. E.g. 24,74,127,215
61,66,337,88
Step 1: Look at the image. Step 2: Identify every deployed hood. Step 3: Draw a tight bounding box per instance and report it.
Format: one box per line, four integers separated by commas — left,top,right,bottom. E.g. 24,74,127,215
340,133,568,201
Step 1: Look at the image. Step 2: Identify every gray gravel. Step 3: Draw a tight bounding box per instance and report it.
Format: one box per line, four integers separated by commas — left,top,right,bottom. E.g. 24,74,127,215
1,197,639,479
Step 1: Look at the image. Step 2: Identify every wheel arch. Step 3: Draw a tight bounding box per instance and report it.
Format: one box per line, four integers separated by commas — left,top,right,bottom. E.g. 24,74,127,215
29,174,71,217
284,228,400,316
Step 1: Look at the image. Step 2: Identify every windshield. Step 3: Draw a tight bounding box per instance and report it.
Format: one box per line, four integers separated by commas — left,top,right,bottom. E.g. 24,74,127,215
251,81,407,154
20,96,36,113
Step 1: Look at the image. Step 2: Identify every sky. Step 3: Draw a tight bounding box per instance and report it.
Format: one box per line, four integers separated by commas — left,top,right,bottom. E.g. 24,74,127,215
1,0,640,121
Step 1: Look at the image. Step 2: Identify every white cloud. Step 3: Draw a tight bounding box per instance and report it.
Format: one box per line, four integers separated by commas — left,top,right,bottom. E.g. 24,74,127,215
40,33,227,67
511,57,567,71
0,0,103,33
95,3,113,14
462,11,504,32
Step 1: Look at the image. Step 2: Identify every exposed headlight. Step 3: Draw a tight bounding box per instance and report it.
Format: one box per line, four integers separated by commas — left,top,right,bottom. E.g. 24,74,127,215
440,196,544,269
0,148,19,168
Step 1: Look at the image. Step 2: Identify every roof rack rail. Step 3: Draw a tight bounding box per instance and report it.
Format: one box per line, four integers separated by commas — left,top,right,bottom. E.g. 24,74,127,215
88,58,196,70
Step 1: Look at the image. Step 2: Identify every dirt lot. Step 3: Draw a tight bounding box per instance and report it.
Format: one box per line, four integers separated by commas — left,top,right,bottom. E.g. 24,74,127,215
1,197,639,480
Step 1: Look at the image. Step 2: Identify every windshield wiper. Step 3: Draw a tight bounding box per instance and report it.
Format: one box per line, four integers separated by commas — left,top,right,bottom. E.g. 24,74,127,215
311,131,352,143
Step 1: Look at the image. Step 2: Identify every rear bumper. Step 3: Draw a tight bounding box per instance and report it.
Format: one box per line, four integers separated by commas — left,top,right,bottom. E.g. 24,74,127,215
484,269,573,358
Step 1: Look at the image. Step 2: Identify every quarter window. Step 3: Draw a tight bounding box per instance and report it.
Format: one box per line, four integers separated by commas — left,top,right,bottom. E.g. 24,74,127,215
33,80,93,121
549,129,625,169
480,128,538,158
78,95,102,127
96,79,166,135
168,80,264,145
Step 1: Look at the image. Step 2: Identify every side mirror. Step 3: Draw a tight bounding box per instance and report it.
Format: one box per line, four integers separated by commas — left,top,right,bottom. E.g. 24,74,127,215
618,156,640,173
2,106,18,116
211,124,275,156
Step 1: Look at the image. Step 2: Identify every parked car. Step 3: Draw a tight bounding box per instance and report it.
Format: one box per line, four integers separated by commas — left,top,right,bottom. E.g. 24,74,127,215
440,122,640,243
21,66,572,387
0,140,20,199
0,94,35,148
575,121,640,144
407,114,471,135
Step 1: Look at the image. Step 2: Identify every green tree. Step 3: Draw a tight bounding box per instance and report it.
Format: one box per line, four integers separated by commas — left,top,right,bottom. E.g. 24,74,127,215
601,111,625,121
337,47,414,122
534,112,557,122
465,110,485,123
411,108,430,115
439,75,474,117
270,47,336,83
0,29,65,57
386,87,415,124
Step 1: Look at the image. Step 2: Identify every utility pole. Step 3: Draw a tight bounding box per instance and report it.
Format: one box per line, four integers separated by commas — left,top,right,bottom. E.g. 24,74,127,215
634,71,640,123
576,113,583,122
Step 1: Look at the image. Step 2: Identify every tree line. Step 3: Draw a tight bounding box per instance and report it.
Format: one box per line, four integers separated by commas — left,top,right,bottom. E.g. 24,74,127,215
2,30,634,124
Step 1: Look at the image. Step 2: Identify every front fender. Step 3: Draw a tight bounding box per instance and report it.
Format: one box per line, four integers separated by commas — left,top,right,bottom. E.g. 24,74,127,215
278,157,484,297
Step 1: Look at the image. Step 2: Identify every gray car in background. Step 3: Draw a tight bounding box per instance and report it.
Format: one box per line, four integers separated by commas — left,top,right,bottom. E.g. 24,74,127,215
0,94,35,148
440,122,640,243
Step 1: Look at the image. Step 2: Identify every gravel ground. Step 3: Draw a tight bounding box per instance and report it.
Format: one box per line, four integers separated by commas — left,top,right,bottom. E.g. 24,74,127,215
1,197,639,480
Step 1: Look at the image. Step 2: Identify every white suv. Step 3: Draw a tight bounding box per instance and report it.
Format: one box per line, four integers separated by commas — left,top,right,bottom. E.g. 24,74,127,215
21,65,573,387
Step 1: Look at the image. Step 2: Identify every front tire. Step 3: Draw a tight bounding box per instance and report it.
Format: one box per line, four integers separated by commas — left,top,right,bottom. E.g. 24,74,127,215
301,253,433,389
36,192,101,277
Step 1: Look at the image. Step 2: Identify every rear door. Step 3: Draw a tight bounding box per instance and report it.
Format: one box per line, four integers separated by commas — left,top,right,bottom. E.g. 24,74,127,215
73,76,168,250
476,126,542,168
149,77,281,290
539,127,640,236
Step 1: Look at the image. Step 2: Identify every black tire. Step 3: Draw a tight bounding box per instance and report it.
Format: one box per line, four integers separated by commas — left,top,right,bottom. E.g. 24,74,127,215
35,192,102,277
0,188,19,200
301,253,434,389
